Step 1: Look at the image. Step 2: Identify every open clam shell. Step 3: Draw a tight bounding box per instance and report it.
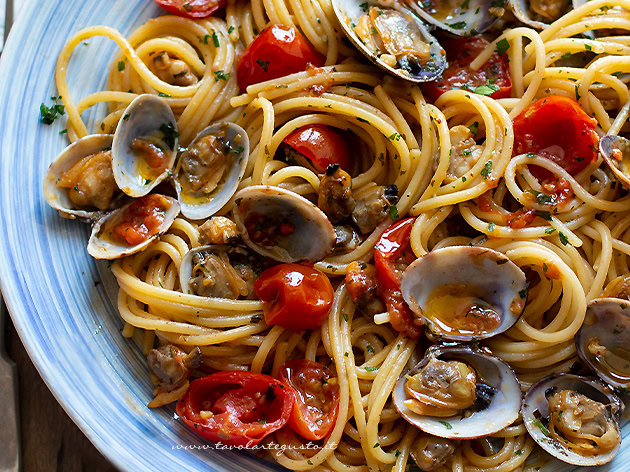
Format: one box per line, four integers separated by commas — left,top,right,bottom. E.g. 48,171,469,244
404,0,501,36
232,186,336,263
332,0,446,82
112,94,178,198
173,123,248,220
522,374,623,466
510,0,585,30
393,344,522,439
43,134,115,221
401,246,528,341
87,194,180,259
600,134,630,190
576,298,630,391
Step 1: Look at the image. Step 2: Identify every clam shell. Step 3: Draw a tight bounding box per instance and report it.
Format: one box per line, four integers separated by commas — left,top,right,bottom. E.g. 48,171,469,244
600,134,630,190
332,0,446,82
510,0,584,30
393,344,522,439
522,374,623,466
400,246,527,341
232,186,336,263
405,0,500,36
87,195,180,259
576,298,630,391
43,134,114,221
112,94,178,197
173,123,248,220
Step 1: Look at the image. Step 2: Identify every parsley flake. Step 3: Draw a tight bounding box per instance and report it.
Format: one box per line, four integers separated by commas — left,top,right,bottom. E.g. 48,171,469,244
496,38,510,56
256,58,269,72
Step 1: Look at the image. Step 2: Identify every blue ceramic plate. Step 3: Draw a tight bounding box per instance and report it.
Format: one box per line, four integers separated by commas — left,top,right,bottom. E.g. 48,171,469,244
0,1,629,471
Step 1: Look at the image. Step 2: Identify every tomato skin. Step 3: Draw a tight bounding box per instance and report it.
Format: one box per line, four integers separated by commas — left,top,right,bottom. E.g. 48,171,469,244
277,360,340,440
513,96,599,179
153,0,225,18
283,125,351,173
254,264,334,331
176,371,294,447
422,37,512,101
506,208,537,229
374,218,422,339
113,194,169,246
237,25,325,90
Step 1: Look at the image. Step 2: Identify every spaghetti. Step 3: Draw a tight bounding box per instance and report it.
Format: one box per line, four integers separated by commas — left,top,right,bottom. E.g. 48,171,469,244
47,0,630,470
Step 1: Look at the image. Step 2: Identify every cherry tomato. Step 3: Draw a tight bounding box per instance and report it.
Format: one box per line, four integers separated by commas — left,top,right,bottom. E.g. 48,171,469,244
283,125,351,173
113,194,169,246
153,0,225,18
506,208,537,229
176,371,294,447
422,37,512,101
513,96,599,180
237,25,325,90
277,360,340,440
374,218,422,339
254,264,334,331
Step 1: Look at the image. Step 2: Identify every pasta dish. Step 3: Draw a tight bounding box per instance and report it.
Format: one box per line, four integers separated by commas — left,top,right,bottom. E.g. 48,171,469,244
41,0,630,470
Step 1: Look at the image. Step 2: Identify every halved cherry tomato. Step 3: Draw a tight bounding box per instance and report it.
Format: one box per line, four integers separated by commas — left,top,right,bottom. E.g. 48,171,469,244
153,0,225,18
374,218,422,339
237,25,325,90
112,194,169,246
254,264,334,331
277,360,340,440
283,125,351,173
513,96,599,180
422,37,512,101
176,371,294,447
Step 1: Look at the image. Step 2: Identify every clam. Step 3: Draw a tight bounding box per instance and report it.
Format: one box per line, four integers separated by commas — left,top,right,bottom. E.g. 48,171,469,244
404,0,501,36
87,194,180,259
332,0,446,82
522,374,623,466
179,244,265,299
400,246,528,341
600,134,630,190
510,0,586,30
112,94,178,197
173,123,248,220
232,186,336,263
43,134,117,221
576,297,630,391
393,344,522,439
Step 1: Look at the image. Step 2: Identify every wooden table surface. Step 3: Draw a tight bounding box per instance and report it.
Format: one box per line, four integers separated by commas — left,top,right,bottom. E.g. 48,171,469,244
4,314,115,471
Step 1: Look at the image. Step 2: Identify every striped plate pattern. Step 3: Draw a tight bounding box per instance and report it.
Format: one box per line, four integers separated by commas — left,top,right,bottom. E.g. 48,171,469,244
0,1,628,471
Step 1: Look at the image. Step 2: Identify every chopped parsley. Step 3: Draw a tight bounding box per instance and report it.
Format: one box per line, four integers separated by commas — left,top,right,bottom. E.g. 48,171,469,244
472,83,500,96
230,146,245,154
256,58,269,72
212,32,220,48
365,366,379,372
481,161,492,179
343,313,349,322
159,123,179,150
359,1,369,11
488,222,495,232
228,26,235,34
533,418,550,437
118,61,125,71
40,96,65,125
468,121,479,135
448,21,467,30
214,70,230,81
558,231,570,246
439,421,453,430
496,38,510,56
545,227,556,234
366,345,374,353
519,282,530,299
389,204,399,221
388,132,402,141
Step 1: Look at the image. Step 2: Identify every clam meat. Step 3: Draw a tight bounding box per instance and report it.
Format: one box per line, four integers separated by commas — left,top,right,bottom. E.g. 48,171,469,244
232,186,336,263
576,296,630,391
510,0,584,30
43,134,118,220
332,0,446,82
522,374,623,466
179,245,265,299
401,246,528,341
174,123,248,220
393,344,522,439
